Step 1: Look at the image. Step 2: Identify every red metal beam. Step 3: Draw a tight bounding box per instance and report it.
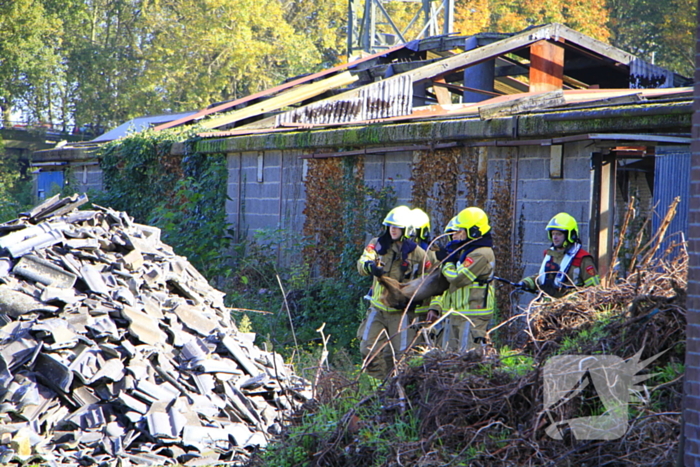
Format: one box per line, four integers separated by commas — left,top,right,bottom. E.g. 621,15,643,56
530,40,565,92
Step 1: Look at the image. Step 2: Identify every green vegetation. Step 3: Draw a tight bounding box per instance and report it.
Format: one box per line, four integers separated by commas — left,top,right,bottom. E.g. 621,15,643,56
258,372,422,467
0,0,694,133
499,346,535,376
558,318,611,354
0,148,34,222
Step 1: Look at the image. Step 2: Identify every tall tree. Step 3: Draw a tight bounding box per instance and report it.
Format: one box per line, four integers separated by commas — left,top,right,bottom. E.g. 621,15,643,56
0,0,62,126
485,0,610,42
60,0,158,131
454,0,490,36
608,0,665,63
139,0,321,111
282,0,347,67
658,0,695,76
608,0,695,77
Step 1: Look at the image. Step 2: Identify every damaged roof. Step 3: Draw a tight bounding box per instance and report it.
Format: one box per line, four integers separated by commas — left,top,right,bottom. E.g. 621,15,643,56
154,22,690,136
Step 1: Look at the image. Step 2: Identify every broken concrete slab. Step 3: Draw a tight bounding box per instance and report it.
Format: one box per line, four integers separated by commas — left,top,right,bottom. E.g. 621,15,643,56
0,285,59,317
172,303,218,336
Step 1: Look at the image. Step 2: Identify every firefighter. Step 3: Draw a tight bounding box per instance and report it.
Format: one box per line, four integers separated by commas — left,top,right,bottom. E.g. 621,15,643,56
408,208,439,331
427,207,496,352
357,205,430,379
518,212,600,298
410,207,432,251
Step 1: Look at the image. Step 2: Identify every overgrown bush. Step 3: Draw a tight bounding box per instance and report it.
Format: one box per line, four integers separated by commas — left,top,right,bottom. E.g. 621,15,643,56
0,146,34,222
226,226,371,365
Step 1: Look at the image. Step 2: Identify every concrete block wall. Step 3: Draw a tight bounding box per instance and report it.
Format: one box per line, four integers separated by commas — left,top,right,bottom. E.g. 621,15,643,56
222,142,595,271
514,143,593,280
74,164,103,193
364,151,415,206
226,150,306,241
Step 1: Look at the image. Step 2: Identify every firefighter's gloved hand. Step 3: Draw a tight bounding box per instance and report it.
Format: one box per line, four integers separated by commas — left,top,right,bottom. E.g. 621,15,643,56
442,240,465,264
426,309,440,323
364,261,384,277
518,278,536,292
439,248,461,264
436,248,458,264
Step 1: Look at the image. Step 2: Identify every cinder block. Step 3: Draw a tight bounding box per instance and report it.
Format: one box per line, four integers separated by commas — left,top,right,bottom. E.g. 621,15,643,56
226,154,241,170
245,198,280,216
244,214,281,231
263,151,282,168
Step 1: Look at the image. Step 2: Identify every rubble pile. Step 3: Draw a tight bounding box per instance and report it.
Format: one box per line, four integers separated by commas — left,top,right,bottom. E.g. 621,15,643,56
0,194,310,466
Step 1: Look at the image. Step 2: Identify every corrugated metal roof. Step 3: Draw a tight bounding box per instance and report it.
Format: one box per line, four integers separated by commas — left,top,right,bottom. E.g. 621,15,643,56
196,87,692,139
275,74,413,126
152,43,410,132
630,59,675,89
92,112,197,143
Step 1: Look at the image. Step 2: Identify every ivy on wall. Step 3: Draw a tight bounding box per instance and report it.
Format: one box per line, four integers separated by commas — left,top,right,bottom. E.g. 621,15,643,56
98,129,189,222
94,128,232,281
302,155,395,278
488,154,524,332
410,146,521,329
302,157,345,278
410,147,462,232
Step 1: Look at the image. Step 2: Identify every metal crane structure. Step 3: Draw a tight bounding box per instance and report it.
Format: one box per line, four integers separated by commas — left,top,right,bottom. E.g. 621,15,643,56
348,0,455,56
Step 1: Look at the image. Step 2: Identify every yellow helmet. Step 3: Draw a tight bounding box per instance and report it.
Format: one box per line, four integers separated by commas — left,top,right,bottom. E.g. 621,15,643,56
546,212,578,243
454,207,490,239
444,216,459,233
383,205,412,230
410,208,431,241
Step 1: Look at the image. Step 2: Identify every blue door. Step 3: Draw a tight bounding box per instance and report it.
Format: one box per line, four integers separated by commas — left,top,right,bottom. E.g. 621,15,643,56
37,170,64,200
652,149,690,258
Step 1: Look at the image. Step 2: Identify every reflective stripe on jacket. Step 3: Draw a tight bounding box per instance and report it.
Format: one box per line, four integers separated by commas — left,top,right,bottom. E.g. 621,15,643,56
430,246,495,316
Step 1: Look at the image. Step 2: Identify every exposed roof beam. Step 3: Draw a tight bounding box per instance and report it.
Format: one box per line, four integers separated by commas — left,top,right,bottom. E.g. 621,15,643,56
241,23,645,130
201,72,358,130
152,43,408,131
530,40,565,92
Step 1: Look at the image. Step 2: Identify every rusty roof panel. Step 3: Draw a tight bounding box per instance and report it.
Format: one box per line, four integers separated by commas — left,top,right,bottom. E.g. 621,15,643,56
154,43,410,131
629,59,674,89
275,74,412,126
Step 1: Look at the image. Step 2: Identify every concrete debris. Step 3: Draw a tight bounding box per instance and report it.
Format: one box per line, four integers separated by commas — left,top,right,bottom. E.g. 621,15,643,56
0,194,311,466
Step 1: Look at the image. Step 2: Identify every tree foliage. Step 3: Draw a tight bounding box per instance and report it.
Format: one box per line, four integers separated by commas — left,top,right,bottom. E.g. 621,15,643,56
0,0,694,134
455,0,610,41
608,0,696,77
139,0,321,110
0,0,62,125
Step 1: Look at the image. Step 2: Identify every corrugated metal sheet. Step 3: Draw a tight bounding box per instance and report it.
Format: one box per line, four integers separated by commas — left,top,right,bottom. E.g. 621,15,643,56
275,74,413,126
153,43,410,131
652,150,690,257
194,87,691,139
630,59,674,89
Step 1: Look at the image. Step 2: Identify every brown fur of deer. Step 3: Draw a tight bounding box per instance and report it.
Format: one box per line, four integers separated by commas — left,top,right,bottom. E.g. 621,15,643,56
377,268,449,310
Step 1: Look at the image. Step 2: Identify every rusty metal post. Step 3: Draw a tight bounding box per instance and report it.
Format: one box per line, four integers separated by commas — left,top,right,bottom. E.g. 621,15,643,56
529,40,565,93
